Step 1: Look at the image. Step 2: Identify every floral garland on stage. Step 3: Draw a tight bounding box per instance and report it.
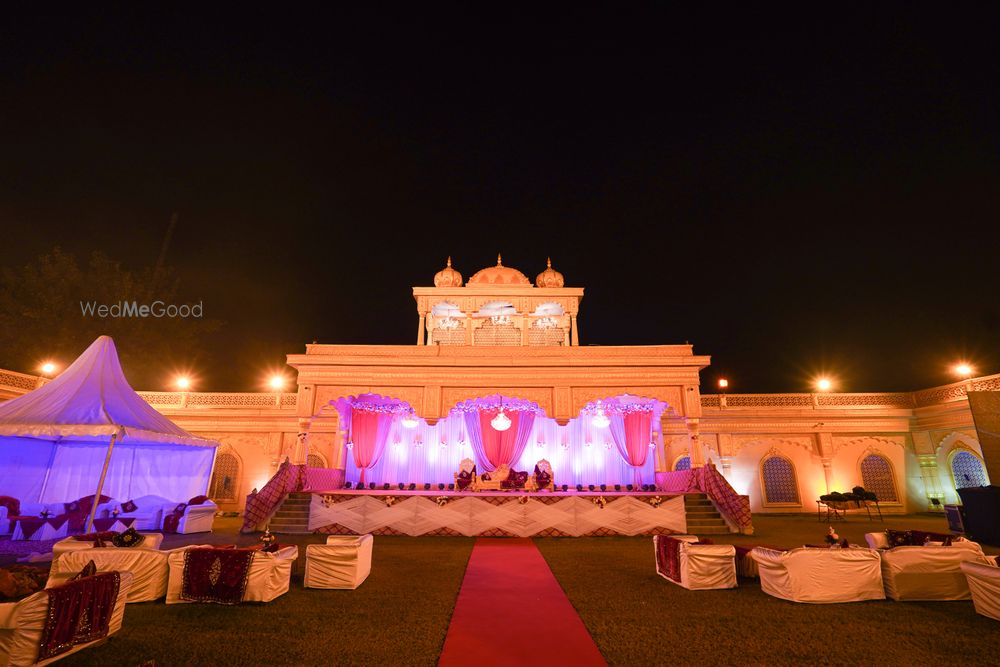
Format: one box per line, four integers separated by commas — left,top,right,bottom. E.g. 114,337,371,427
450,394,546,415
336,393,415,415
581,394,668,418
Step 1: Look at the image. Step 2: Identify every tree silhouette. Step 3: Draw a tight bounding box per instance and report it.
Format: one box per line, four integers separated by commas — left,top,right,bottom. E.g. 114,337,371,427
0,247,223,389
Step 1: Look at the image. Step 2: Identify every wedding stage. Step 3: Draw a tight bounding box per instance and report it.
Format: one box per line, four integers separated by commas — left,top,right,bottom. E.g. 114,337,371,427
305,489,687,537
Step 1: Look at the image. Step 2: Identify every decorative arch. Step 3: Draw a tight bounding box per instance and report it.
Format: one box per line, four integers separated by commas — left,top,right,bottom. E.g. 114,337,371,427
306,452,327,468
858,453,898,503
759,454,800,505
949,448,990,489
673,455,691,471
936,431,981,455
209,446,242,503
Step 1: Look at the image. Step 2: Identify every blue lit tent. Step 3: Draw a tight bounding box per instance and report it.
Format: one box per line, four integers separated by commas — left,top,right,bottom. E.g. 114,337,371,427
0,336,218,528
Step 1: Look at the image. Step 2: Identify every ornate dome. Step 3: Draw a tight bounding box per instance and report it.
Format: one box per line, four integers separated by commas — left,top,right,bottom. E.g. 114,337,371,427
467,254,531,287
535,257,564,288
434,257,463,287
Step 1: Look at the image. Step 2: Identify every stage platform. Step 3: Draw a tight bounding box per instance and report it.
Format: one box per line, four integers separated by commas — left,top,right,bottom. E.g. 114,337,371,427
286,489,705,538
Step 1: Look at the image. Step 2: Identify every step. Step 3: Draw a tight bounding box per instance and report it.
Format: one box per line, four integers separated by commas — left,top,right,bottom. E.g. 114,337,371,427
695,526,731,534
273,508,311,517
278,499,311,507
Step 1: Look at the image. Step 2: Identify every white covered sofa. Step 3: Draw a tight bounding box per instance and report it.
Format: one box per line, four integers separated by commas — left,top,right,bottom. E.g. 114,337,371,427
0,571,132,666
752,546,885,603
52,533,164,559
305,535,374,589
46,546,173,603
168,500,218,534
101,495,173,531
874,541,994,601
961,560,1000,621
166,545,299,604
653,535,737,590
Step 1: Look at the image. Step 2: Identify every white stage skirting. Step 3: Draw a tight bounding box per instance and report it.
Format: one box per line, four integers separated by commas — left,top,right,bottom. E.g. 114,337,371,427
308,492,686,537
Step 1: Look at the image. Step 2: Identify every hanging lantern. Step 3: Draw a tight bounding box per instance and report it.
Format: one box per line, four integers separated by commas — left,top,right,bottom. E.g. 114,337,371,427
491,398,512,432
401,410,419,429
592,400,610,428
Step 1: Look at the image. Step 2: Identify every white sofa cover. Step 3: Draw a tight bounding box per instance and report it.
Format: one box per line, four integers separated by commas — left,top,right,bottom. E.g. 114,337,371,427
654,535,737,590
46,547,173,603
171,501,218,534
878,542,994,601
0,571,132,667
102,495,173,531
752,547,885,603
52,533,164,559
165,545,299,604
305,535,373,589
961,560,1000,621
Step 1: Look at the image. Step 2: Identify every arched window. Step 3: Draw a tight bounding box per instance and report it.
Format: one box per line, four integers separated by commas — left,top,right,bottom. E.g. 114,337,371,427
951,450,989,489
307,453,327,468
760,456,800,504
673,456,691,471
209,451,240,502
860,454,898,502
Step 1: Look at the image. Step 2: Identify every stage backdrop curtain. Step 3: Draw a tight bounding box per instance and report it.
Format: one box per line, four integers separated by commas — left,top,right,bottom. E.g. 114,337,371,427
465,409,535,472
609,411,652,487
350,410,393,484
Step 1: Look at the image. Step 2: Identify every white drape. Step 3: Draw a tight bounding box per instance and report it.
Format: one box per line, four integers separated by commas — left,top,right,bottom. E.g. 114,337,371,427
0,436,215,503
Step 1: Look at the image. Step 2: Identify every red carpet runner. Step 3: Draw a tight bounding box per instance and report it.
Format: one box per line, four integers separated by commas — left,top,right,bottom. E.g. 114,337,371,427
438,538,606,666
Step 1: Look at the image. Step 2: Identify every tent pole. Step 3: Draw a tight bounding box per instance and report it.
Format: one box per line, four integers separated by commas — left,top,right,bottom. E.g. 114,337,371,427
204,446,219,496
37,438,60,502
86,430,119,534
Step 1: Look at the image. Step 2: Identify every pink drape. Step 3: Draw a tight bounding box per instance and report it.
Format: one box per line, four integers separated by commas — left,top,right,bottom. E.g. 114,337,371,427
350,410,393,483
465,409,535,472
609,411,652,486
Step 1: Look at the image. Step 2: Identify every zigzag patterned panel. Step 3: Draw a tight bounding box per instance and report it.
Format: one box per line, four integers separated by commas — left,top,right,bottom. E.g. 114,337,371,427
308,494,686,537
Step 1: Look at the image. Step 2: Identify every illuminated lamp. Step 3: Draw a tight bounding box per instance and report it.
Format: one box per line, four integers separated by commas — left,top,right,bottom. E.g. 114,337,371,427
591,400,611,428
401,410,419,429
175,376,191,390
815,377,832,392
268,375,286,390
40,362,58,376
717,378,729,390
954,363,974,378
491,409,511,432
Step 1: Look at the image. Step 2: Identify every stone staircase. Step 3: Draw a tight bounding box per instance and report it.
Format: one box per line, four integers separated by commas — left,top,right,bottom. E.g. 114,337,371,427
684,493,729,535
267,492,312,534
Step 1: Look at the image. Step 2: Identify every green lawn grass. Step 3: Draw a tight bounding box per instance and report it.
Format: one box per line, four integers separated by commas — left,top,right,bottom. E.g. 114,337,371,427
536,516,1000,666
60,536,474,667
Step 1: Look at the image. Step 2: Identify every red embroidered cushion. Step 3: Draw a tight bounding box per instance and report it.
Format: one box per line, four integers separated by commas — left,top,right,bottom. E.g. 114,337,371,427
121,500,138,513
188,495,210,506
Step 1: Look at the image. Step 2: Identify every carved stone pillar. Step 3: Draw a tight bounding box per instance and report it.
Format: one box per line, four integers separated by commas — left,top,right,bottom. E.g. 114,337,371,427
919,454,945,511
417,314,425,345
570,315,579,346
293,418,312,465
687,419,704,468
821,458,834,494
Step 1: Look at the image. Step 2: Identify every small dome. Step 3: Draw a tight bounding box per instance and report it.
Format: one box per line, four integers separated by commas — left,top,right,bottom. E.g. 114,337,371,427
535,257,564,288
434,257,463,287
467,254,531,287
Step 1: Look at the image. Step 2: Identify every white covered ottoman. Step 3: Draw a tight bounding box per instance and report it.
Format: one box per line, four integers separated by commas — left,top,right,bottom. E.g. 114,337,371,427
305,535,374,590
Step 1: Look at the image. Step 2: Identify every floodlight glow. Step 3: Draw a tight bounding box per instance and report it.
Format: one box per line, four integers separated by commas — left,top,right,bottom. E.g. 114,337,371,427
268,375,286,390
40,362,57,376
815,378,832,392
954,363,974,378
175,376,191,390
717,378,729,389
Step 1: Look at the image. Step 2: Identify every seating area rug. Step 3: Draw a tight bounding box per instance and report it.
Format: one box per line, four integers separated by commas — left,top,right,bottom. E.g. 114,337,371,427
0,538,60,557
438,538,606,666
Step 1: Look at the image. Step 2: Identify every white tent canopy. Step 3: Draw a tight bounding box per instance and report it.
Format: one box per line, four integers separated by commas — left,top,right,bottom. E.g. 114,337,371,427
0,336,217,505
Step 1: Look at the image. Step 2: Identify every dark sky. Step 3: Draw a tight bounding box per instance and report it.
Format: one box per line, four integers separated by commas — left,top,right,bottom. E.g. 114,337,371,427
2,6,998,393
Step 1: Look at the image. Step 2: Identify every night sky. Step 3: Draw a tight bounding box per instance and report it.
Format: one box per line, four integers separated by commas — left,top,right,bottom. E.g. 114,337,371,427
2,7,998,393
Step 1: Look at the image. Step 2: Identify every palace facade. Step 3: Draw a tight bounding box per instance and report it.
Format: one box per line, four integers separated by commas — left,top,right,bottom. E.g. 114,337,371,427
0,257,994,514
